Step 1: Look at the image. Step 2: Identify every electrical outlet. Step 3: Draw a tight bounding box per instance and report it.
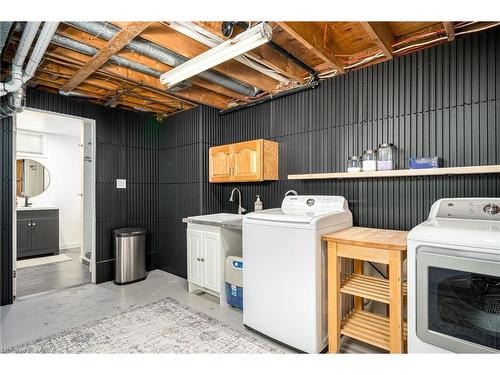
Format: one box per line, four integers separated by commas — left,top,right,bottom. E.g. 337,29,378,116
116,179,126,189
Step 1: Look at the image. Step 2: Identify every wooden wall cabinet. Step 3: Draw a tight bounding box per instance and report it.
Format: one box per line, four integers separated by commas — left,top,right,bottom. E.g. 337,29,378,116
209,139,278,183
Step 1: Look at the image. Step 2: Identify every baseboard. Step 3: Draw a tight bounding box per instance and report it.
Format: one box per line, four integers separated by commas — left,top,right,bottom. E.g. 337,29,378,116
60,243,82,251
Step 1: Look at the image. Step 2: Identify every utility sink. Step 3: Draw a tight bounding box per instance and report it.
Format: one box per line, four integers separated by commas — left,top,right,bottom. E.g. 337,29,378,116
195,213,243,222
182,213,243,230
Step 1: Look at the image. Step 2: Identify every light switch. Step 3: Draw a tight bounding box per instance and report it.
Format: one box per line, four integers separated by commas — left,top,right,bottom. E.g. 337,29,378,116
116,179,126,189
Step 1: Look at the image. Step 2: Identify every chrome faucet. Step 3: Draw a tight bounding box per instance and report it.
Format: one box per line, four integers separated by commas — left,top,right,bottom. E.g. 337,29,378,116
284,190,298,197
23,194,32,207
229,188,247,215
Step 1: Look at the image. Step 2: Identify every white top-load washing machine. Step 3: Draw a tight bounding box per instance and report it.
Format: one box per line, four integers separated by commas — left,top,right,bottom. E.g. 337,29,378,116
243,195,353,353
407,198,500,353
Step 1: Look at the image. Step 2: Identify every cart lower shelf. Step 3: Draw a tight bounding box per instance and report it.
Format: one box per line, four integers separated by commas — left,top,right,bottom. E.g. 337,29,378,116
341,309,407,351
340,273,407,304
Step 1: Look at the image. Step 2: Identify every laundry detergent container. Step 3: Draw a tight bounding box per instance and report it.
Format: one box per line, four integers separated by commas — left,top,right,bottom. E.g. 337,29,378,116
225,256,243,309
113,227,147,285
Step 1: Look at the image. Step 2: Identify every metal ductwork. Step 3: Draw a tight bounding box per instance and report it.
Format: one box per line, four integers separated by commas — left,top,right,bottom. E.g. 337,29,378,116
51,34,167,79
64,21,260,97
0,21,59,118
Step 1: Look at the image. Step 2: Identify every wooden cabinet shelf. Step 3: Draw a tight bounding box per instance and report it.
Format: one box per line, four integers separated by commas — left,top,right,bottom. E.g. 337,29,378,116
341,309,407,351
209,139,278,183
341,273,407,304
288,164,500,180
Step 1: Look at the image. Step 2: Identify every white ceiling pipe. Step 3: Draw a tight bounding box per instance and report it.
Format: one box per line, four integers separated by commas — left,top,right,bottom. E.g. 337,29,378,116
0,22,59,118
0,22,41,96
22,22,59,83
167,22,291,85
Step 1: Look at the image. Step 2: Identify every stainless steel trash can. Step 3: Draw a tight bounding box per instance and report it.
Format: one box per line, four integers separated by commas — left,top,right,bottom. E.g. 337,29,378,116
113,227,147,285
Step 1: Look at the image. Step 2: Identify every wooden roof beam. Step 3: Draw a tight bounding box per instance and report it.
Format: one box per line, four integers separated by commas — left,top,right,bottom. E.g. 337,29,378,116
443,22,455,41
56,25,249,102
193,22,310,84
60,22,152,93
361,22,394,59
45,45,231,109
276,22,344,73
38,59,193,110
112,22,281,92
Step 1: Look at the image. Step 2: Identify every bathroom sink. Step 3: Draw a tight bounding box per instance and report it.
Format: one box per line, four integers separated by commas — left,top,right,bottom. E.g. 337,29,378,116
17,206,58,211
182,213,243,229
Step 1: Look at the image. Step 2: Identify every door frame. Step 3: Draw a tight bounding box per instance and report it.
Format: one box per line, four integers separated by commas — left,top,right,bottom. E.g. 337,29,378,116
12,108,97,301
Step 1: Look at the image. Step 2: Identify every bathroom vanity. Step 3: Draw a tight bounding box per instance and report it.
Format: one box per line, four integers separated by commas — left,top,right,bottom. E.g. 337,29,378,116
17,207,59,259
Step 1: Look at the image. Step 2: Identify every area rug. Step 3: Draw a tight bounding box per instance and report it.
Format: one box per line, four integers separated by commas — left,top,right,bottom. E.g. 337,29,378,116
4,297,285,354
16,254,72,269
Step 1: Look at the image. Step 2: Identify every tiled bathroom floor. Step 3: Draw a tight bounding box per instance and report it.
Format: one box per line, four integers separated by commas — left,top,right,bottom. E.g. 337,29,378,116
16,248,91,298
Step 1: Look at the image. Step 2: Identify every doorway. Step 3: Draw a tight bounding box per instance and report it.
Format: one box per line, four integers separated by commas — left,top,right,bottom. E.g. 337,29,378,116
12,108,96,300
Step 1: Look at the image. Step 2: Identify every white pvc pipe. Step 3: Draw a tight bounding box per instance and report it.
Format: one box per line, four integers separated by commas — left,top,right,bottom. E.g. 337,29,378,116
23,22,59,83
0,22,41,96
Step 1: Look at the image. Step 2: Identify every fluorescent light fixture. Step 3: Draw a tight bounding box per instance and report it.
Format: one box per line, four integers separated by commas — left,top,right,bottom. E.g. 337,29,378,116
160,22,272,88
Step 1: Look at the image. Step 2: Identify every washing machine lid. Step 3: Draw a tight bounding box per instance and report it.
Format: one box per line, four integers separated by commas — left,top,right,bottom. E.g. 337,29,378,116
408,218,500,250
244,195,351,226
245,207,341,224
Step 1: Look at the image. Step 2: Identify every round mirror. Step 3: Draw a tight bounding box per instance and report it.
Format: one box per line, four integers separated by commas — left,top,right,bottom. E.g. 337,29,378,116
16,159,50,198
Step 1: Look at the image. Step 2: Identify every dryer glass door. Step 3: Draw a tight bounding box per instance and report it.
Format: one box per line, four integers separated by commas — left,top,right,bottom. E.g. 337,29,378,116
416,247,500,353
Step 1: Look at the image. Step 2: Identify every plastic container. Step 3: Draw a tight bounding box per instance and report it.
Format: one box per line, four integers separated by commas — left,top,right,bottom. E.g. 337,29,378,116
347,156,363,172
377,143,396,171
409,157,442,169
363,149,377,171
225,256,243,309
254,195,263,211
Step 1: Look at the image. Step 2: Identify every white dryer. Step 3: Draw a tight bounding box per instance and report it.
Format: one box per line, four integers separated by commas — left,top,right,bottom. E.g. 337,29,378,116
242,195,353,353
407,198,500,353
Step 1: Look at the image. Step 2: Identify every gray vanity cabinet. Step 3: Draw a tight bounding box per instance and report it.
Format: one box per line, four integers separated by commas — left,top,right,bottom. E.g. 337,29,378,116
17,209,59,259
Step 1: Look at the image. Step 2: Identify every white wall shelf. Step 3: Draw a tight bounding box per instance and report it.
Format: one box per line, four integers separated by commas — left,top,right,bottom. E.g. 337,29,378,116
288,165,500,180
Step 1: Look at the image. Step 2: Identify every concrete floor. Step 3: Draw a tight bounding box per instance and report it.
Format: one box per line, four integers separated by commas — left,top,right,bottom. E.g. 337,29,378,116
16,248,91,298
0,270,382,353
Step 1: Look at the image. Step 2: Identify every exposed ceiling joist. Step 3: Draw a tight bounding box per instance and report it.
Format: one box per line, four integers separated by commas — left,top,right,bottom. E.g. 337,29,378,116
276,22,344,73
194,22,309,84
45,45,230,109
59,22,152,93
361,22,394,58
112,22,281,92
57,25,250,102
443,22,455,41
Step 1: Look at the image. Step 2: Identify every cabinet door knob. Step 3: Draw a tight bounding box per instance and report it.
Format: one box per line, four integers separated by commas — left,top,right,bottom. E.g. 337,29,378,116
28,223,31,226
196,257,200,261
32,222,36,226
200,258,205,262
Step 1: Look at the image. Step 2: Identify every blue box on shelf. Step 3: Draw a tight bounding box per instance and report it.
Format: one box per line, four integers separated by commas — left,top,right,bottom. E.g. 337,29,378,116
408,157,442,169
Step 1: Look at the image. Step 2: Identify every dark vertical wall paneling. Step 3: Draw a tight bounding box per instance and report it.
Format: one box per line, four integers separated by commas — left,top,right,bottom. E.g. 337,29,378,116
0,112,13,305
1,89,160,304
159,28,500,279
158,107,205,278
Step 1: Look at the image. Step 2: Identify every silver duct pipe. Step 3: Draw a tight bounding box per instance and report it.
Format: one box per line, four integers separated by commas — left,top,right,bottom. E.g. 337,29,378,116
0,22,14,54
0,22,40,96
1,22,59,118
51,34,165,79
65,21,259,97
